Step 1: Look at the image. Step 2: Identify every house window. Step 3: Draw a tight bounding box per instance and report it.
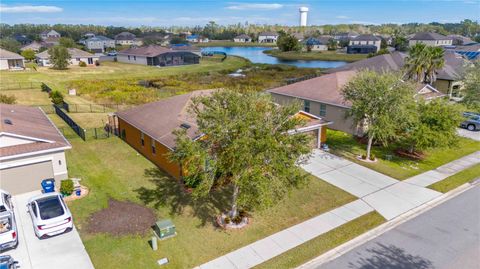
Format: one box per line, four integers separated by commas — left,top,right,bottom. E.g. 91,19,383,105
151,139,156,154
319,104,327,116
88,58,93,64
133,56,136,61
121,129,126,139
140,132,145,146
76,58,80,61
303,100,310,113
128,55,131,60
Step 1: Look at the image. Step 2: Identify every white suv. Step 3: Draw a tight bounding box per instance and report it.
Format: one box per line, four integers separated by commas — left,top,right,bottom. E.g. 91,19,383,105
27,193,73,239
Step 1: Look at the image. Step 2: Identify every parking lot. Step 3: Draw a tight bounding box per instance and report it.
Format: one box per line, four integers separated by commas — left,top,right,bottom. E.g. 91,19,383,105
3,191,94,269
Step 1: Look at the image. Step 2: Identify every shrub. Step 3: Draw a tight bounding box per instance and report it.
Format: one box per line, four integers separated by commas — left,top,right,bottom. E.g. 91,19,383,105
369,154,376,161
95,60,100,66
232,215,242,224
0,94,17,104
79,61,87,67
50,90,64,105
41,83,51,92
361,154,367,160
224,217,231,224
239,209,248,218
60,179,74,195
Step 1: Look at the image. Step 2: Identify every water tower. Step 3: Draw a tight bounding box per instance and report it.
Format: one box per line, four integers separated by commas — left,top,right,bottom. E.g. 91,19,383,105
299,7,309,27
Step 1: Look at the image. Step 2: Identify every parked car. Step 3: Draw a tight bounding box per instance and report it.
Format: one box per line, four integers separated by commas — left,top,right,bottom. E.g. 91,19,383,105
0,255,19,269
107,51,117,56
460,112,480,131
27,193,73,239
0,190,18,251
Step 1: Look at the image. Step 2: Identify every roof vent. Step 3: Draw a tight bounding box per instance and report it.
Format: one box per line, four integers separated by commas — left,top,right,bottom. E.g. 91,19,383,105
180,123,191,129
4,119,13,125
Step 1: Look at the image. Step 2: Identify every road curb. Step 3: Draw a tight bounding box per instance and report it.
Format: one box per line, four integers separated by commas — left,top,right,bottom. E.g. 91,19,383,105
297,182,476,269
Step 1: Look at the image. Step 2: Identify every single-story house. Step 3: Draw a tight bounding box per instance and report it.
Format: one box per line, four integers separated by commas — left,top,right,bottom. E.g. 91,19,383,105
80,35,115,53
0,49,25,70
40,29,61,40
447,44,480,60
233,34,252,43
115,90,331,179
20,41,45,52
115,32,143,46
268,70,446,135
258,32,279,43
327,51,466,97
186,35,209,43
304,37,330,51
408,32,453,47
348,34,381,54
117,45,200,66
35,48,99,67
0,104,71,194
447,35,475,46
333,32,359,41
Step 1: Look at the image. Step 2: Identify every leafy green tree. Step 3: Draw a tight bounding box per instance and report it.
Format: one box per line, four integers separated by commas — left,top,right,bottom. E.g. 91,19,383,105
277,33,301,52
461,60,480,112
21,49,36,61
392,36,408,51
342,71,415,160
58,37,76,48
50,90,64,105
0,38,21,53
170,90,312,217
48,46,71,70
327,39,337,51
0,94,17,104
402,99,463,154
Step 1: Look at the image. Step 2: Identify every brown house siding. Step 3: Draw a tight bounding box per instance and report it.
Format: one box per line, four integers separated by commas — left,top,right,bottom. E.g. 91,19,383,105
118,118,182,179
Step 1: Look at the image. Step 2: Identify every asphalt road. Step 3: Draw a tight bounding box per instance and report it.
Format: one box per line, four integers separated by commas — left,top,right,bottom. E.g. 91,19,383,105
316,185,480,269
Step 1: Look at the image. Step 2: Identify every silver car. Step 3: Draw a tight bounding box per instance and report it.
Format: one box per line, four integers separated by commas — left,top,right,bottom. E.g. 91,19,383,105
461,112,480,131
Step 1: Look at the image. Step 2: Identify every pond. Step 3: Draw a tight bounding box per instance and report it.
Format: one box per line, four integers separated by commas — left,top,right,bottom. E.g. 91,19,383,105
201,46,347,69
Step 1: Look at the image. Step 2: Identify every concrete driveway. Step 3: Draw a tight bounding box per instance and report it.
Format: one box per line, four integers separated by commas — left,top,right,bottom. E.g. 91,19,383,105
457,128,480,141
3,191,94,269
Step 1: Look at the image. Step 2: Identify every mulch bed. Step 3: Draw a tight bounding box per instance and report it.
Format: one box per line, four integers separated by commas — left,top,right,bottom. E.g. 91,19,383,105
86,199,156,236
395,149,426,160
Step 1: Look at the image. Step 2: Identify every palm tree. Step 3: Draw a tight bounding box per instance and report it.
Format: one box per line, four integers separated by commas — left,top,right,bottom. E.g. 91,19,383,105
424,46,445,84
404,43,445,84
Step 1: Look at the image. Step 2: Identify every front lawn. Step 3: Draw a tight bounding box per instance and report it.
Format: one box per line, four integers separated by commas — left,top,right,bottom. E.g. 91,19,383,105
327,129,480,180
65,137,355,268
428,163,480,193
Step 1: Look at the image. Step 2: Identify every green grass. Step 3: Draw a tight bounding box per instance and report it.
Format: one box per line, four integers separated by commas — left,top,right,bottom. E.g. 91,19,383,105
327,129,480,180
64,137,356,269
194,41,277,47
264,49,368,62
428,163,480,193
254,212,386,269
0,89,50,105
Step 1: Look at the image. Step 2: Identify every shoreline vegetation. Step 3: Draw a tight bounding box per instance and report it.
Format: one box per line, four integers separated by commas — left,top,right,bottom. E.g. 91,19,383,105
263,49,368,62
194,41,277,47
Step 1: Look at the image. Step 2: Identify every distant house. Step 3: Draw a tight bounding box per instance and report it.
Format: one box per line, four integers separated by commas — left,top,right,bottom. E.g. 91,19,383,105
115,90,331,179
0,49,25,70
117,45,200,66
304,37,330,51
292,33,305,42
347,34,381,54
40,29,61,40
20,41,45,52
115,32,143,46
333,31,359,41
186,35,209,43
258,32,279,43
81,36,116,53
13,34,32,45
408,32,453,47
0,104,71,194
36,48,99,67
83,32,96,39
233,34,252,43
268,70,445,135
447,35,476,46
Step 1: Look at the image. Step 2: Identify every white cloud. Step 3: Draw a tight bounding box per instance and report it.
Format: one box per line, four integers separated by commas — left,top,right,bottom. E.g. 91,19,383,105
336,15,349,19
0,5,63,13
225,3,283,10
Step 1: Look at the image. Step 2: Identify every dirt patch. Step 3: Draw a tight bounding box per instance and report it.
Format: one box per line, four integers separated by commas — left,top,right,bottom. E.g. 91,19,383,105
86,199,156,236
395,149,426,160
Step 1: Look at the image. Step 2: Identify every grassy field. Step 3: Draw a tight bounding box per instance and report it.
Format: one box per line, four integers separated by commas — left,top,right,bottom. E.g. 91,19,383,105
264,49,368,62
254,212,385,268
195,41,277,47
327,129,480,180
64,137,356,269
428,164,480,193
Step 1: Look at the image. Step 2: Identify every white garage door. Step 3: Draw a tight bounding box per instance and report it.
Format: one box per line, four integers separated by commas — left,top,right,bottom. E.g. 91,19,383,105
0,161,54,194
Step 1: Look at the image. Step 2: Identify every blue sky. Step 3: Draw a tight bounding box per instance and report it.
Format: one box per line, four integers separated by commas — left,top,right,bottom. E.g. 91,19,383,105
0,0,478,26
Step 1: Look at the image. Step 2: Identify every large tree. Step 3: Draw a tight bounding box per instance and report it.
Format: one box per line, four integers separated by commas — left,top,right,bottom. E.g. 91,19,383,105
404,43,445,84
277,32,301,52
461,60,480,112
170,90,311,217
48,46,71,70
342,70,415,160
21,49,36,61
0,38,21,53
58,37,76,48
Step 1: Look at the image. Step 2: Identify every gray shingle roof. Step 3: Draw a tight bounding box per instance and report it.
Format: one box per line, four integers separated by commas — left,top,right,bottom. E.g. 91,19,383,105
0,48,24,60
351,34,381,41
410,32,452,41
35,48,95,59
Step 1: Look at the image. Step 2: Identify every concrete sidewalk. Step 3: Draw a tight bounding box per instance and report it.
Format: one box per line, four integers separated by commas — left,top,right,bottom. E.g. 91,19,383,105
197,200,374,269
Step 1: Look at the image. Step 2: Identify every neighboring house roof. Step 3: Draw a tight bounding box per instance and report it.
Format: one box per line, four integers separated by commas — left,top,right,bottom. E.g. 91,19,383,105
118,45,174,57
351,34,381,41
259,32,278,37
115,32,136,40
410,32,452,41
20,41,44,51
43,37,60,44
116,90,213,149
0,104,71,159
85,35,114,42
415,83,446,100
268,71,358,108
0,49,24,60
35,48,96,59
235,34,251,39
305,37,330,45
40,29,60,36
436,51,466,81
292,33,305,40
447,34,475,45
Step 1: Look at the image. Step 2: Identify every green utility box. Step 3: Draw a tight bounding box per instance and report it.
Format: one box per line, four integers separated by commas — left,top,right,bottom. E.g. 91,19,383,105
154,219,177,240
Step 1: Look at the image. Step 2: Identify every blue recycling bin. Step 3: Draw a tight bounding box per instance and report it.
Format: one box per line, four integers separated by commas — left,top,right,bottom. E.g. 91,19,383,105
41,178,55,193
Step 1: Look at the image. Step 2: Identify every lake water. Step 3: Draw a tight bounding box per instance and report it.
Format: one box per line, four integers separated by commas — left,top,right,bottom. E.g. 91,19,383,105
201,46,347,69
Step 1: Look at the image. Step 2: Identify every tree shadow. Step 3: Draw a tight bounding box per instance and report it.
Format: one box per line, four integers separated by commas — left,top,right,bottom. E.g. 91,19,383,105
134,168,231,227
349,243,434,269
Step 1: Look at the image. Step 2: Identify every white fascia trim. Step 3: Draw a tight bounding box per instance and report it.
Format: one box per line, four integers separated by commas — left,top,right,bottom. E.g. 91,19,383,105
0,146,71,161
0,156,53,169
0,132,54,144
